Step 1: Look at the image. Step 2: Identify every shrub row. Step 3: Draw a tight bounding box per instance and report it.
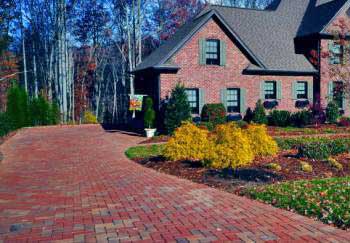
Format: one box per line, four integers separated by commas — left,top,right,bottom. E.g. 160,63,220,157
275,136,350,159
298,138,350,160
164,122,278,169
0,85,60,137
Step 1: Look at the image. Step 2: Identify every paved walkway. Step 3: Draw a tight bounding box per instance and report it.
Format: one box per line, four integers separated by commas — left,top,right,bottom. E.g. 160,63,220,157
0,125,349,242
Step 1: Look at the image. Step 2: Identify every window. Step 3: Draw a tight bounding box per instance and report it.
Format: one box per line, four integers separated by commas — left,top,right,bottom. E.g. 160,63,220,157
185,89,199,114
333,81,344,109
296,81,308,99
330,42,343,64
206,39,220,65
264,81,277,100
227,89,240,113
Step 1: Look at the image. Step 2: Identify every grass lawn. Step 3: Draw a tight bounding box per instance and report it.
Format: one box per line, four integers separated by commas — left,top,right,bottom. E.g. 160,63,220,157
244,177,350,229
125,144,164,159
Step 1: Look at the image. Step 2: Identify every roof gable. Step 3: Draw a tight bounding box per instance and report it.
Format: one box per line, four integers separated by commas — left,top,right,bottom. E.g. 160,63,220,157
134,10,263,72
135,0,349,74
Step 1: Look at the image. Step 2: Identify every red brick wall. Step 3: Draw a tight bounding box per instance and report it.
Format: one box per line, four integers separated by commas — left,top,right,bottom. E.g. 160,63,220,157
320,5,350,115
159,19,313,114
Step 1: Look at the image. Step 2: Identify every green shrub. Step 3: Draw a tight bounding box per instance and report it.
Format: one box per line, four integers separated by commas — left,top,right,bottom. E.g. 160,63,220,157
201,103,226,127
243,108,254,123
29,96,51,126
164,84,192,134
144,97,156,128
326,101,340,124
49,102,60,125
299,141,331,160
252,100,267,124
291,110,312,127
6,85,29,129
0,112,13,137
269,110,291,127
298,138,350,160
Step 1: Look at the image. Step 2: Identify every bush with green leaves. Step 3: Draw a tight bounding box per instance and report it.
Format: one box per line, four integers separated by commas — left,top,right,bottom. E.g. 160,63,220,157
29,96,60,126
326,101,340,124
144,97,156,128
0,112,13,137
269,110,291,127
252,100,267,124
164,84,192,134
201,103,226,127
6,85,29,129
298,138,350,160
29,96,50,126
291,110,312,127
49,102,60,125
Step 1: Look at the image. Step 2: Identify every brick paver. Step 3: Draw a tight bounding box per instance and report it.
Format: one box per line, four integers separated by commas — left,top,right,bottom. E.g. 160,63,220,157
0,125,349,242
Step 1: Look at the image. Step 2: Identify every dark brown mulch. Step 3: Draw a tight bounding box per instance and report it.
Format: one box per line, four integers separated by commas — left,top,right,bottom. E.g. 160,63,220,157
133,150,350,194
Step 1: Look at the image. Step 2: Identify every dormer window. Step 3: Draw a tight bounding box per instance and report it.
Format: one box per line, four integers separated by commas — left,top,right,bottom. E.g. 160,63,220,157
205,39,220,65
329,41,343,65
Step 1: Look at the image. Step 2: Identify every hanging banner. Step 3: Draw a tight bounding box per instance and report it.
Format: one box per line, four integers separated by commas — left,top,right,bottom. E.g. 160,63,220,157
129,94,144,111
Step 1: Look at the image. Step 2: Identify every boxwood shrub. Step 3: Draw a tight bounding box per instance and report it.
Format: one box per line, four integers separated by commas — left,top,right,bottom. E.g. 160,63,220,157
269,110,291,127
296,138,350,159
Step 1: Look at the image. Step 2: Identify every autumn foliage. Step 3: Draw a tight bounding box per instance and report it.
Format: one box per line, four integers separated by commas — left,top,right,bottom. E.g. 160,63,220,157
164,122,279,169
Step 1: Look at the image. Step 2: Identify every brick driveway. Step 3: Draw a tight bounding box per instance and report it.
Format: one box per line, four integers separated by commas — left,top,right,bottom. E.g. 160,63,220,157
0,125,349,242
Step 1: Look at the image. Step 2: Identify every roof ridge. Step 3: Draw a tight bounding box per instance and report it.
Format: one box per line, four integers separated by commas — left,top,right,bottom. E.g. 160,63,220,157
208,4,273,12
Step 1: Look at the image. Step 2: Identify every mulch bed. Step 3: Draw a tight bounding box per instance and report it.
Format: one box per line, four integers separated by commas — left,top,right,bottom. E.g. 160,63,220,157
133,149,350,194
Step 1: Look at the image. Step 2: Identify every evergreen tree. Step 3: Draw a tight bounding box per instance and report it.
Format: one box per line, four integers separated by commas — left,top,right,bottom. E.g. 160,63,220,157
144,97,156,128
6,84,29,129
29,95,51,126
252,100,268,124
49,102,60,125
164,83,191,134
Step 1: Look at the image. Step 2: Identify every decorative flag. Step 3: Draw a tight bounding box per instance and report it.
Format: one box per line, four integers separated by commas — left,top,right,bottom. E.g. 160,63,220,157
129,95,144,111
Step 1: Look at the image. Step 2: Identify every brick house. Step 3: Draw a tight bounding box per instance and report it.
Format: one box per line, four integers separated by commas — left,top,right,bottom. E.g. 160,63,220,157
133,0,350,118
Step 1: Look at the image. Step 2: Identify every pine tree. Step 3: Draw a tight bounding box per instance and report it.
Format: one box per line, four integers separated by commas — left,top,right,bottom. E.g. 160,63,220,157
164,83,191,134
252,100,268,124
6,84,29,129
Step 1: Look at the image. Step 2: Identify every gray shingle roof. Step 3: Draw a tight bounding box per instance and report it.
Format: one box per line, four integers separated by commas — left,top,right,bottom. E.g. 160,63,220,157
134,0,349,74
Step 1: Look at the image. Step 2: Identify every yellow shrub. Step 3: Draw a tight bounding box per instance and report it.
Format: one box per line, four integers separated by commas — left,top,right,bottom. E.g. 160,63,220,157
300,161,313,173
83,111,98,124
164,122,211,162
327,158,343,171
246,124,279,157
265,163,282,171
208,123,254,169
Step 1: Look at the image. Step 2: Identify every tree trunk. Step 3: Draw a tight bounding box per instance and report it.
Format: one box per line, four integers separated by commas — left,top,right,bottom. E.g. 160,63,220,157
33,42,38,98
